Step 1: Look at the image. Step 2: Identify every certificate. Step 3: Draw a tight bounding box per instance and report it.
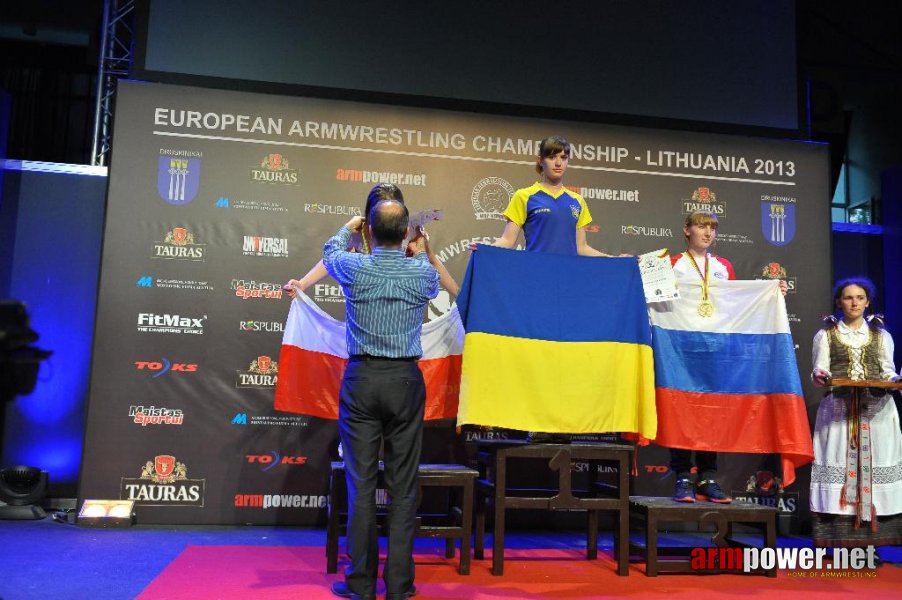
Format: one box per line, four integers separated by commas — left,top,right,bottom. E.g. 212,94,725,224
638,248,679,303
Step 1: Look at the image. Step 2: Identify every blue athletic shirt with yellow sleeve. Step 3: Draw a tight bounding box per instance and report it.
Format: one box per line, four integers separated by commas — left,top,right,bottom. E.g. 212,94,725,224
502,182,593,255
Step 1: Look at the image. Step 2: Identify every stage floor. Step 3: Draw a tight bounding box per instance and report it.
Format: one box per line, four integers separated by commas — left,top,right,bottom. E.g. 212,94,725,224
0,518,899,599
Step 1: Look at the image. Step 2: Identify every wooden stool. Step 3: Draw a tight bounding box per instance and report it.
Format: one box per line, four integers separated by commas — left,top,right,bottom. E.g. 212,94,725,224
326,462,478,575
473,440,633,576
629,496,777,576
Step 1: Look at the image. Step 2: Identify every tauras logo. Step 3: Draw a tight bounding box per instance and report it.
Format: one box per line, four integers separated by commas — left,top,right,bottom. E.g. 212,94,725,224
151,227,206,261
137,313,206,334
120,455,205,507
236,355,278,388
249,153,299,185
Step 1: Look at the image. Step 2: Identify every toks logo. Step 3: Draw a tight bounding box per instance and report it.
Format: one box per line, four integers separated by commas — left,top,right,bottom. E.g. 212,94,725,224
151,227,206,261
120,455,205,507
246,452,308,472
682,186,726,216
236,356,278,388
135,358,198,378
249,153,299,185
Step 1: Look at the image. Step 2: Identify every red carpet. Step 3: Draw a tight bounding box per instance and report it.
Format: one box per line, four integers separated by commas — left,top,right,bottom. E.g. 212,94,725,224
138,545,902,599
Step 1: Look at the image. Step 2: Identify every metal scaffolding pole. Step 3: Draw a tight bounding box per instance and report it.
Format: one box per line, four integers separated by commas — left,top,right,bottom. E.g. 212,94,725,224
90,0,135,167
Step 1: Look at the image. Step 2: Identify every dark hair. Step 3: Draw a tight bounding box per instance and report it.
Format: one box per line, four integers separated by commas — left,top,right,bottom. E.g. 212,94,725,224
368,200,409,246
535,135,571,174
364,183,404,217
828,277,883,329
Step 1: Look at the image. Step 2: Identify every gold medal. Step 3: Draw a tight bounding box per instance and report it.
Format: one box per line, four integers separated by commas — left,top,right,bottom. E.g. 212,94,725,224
697,299,714,317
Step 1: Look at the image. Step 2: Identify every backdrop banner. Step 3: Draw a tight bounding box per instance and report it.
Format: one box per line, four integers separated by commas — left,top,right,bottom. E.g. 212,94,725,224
79,80,830,525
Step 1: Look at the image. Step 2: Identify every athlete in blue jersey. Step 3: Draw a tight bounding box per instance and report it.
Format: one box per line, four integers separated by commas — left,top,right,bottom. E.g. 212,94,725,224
487,135,612,257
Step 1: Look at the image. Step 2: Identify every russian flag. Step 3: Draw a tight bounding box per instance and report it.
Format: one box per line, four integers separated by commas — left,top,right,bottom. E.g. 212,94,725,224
273,293,463,420
456,246,657,438
649,279,813,485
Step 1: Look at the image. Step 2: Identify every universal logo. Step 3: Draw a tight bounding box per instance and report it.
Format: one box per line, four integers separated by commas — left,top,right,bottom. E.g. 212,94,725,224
236,355,278,388
250,153,299,185
755,262,797,294
120,455,205,507
471,177,514,220
157,149,202,205
151,227,206,261
682,186,726,216
242,235,288,258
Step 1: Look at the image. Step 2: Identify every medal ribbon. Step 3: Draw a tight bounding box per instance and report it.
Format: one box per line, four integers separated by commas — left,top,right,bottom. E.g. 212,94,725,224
686,252,710,302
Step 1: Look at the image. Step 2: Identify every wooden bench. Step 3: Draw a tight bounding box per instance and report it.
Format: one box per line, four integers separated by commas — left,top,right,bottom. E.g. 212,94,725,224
629,496,777,576
326,462,478,575
473,440,633,576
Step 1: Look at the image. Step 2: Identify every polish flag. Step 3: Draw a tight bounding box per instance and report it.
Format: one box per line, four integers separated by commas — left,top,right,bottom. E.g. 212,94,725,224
274,293,463,420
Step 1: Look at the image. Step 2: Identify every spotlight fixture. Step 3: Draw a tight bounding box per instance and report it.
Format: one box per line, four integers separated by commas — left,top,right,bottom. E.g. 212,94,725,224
0,465,48,520
77,499,135,527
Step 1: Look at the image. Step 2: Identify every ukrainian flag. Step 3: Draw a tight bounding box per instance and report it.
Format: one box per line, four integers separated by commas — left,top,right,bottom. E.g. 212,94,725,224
456,246,656,437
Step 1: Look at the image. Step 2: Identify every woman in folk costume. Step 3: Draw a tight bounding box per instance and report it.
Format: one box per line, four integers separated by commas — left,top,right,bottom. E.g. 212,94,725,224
810,277,902,547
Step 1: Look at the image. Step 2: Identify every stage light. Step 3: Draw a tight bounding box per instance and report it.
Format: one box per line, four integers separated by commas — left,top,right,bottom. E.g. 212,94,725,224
77,499,135,527
0,465,48,520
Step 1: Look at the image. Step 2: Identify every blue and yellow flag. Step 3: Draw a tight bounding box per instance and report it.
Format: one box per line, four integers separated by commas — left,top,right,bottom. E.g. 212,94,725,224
456,246,656,437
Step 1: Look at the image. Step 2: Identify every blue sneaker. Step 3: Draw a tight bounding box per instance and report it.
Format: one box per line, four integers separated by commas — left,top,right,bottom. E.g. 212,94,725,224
696,479,732,503
673,478,696,502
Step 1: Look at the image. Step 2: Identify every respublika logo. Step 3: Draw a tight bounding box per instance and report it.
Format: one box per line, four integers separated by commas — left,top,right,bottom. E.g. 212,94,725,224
151,227,206,261
120,455,205,507
135,358,198,378
242,235,288,258
239,319,284,333
250,153,299,185
621,224,674,238
471,177,515,220
761,195,797,246
129,405,184,426
304,203,361,217
246,452,308,472
137,313,206,335
157,151,202,205
682,186,726,216
236,355,278,388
